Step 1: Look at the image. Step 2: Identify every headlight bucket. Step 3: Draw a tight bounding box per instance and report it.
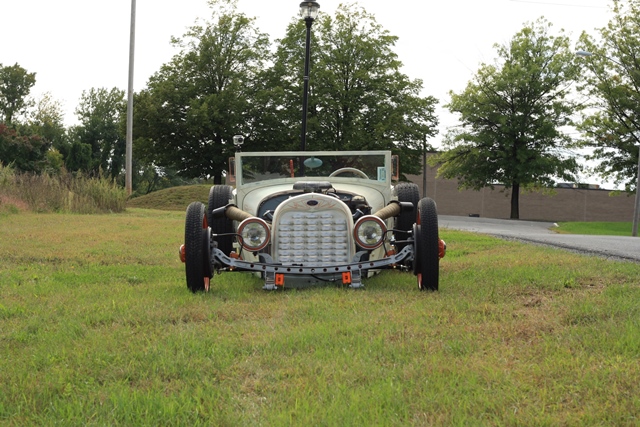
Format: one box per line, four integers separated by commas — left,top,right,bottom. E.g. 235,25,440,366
238,217,270,252
353,215,386,250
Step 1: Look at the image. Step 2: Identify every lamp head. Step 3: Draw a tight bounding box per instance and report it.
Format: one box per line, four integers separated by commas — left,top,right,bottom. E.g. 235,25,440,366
299,1,320,20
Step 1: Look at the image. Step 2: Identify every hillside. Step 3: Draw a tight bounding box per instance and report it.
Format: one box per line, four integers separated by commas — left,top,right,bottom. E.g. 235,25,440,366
126,185,211,211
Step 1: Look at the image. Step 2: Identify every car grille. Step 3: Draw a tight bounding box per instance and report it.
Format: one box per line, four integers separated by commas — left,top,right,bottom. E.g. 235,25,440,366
272,194,354,266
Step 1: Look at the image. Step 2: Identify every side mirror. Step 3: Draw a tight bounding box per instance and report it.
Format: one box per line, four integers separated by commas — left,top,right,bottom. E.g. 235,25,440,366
391,155,400,181
228,157,236,184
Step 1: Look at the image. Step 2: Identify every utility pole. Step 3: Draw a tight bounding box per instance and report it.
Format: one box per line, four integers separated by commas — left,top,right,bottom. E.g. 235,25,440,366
125,0,136,195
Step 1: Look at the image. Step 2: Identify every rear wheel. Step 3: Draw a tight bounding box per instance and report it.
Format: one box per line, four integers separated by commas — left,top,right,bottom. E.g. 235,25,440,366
415,197,439,291
394,182,420,252
185,202,212,293
208,185,235,256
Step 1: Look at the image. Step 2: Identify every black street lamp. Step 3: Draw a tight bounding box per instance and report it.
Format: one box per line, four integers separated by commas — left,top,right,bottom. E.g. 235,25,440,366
299,1,320,160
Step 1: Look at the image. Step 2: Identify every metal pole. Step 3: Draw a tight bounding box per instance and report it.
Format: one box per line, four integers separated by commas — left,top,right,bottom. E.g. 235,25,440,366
125,0,136,195
299,18,312,176
633,144,640,236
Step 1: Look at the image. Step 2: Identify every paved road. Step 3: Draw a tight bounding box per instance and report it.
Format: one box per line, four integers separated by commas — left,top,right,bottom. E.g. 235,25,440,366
439,215,640,262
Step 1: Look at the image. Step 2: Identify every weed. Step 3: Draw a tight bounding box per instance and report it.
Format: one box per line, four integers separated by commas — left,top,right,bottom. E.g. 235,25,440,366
0,164,127,214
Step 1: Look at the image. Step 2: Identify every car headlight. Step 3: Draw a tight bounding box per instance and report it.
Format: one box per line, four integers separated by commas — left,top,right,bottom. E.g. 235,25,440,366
353,215,386,250
238,217,270,252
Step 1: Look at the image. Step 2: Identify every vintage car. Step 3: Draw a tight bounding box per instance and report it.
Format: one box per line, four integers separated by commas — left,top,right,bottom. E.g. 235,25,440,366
179,148,445,292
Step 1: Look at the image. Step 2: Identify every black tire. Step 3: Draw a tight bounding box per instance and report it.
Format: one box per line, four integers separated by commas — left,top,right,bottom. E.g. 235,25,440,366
415,197,439,291
185,202,212,293
208,185,235,256
394,182,420,252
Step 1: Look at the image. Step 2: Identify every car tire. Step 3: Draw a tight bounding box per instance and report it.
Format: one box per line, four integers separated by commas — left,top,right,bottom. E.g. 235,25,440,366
394,182,420,252
415,197,439,291
185,202,212,293
208,185,235,256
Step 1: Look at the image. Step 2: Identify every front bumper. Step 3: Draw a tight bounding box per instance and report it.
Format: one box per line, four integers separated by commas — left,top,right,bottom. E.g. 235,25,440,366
211,245,414,289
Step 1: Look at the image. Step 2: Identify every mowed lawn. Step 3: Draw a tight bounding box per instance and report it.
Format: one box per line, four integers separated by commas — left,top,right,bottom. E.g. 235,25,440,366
1,208,640,426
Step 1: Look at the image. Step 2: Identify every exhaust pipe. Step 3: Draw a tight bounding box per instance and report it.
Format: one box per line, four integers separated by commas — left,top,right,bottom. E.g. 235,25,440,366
373,201,413,221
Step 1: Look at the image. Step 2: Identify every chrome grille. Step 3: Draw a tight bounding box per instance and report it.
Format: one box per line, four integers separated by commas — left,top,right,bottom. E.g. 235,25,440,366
272,194,354,266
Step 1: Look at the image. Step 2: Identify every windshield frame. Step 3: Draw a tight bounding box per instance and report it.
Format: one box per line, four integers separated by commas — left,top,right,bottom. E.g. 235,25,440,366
235,150,392,187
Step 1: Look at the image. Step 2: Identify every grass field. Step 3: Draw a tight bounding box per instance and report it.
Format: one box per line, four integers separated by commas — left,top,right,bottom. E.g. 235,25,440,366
555,221,635,236
1,207,640,426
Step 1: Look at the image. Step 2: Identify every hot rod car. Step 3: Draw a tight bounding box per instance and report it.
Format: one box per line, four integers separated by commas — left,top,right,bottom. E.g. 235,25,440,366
179,149,445,292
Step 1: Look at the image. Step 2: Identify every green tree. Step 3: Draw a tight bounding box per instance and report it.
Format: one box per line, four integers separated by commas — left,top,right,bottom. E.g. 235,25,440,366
576,0,640,192
134,0,270,181
72,87,126,178
0,123,49,172
0,63,36,125
261,4,438,171
433,19,581,219
26,92,67,151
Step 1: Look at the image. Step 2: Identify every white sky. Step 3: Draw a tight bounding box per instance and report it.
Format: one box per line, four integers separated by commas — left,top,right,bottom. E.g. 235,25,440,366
2,0,611,146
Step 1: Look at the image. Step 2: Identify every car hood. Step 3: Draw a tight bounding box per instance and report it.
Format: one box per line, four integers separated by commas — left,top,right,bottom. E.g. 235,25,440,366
237,179,390,217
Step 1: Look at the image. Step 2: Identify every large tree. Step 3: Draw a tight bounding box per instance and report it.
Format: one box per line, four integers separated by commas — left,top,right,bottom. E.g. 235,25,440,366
134,0,270,181
22,92,68,152
0,63,36,125
576,0,640,192
434,19,581,219
258,4,438,171
71,87,126,178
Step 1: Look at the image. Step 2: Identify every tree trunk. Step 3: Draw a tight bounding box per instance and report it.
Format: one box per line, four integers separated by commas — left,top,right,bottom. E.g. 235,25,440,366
510,182,520,219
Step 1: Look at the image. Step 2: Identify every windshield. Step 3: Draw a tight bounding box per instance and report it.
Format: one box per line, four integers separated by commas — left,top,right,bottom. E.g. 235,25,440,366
238,152,389,185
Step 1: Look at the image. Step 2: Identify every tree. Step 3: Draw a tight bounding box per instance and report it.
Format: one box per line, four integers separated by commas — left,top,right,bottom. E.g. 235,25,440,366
576,0,640,192
19,92,68,158
0,63,36,125
72,87,126,178
0,123,49,172
433,19,581,219
261,4,438,171
134,0,270,181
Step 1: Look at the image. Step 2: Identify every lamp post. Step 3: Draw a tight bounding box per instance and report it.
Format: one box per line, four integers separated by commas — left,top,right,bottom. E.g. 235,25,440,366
299,1,320,175
577,50,640,237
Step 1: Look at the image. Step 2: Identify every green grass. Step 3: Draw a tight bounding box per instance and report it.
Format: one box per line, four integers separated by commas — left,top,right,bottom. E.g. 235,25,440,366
1,209,640,425
555,221,634,236
127,185,211,211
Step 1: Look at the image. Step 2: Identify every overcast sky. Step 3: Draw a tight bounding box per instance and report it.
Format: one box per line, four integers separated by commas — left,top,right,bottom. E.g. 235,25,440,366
2,0,612,145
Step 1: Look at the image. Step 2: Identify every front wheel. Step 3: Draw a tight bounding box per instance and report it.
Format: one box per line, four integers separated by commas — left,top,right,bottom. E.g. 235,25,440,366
185,202,212,293
414,197,439,291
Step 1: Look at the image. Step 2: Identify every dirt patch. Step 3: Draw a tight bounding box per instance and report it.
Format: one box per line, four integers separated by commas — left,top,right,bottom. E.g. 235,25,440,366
0,194,29,213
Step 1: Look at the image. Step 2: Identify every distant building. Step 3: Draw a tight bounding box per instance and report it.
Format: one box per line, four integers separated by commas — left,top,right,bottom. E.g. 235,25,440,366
407,161,635,222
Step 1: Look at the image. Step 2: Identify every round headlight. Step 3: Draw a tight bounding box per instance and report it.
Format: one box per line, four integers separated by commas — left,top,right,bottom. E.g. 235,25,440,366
354,215,387,250
237,217,270,252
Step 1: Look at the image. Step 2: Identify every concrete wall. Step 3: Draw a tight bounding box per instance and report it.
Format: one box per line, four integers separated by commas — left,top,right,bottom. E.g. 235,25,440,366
406,164,636,222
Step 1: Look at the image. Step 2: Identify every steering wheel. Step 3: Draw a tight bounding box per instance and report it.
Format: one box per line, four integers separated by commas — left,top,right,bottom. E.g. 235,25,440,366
329,167,369,179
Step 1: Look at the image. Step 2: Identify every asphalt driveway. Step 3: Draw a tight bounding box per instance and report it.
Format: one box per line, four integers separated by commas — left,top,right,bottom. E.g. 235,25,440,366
439,215,640,262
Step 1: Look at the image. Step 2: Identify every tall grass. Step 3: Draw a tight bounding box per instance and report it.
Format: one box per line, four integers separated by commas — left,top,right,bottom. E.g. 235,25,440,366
0,163,127,214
